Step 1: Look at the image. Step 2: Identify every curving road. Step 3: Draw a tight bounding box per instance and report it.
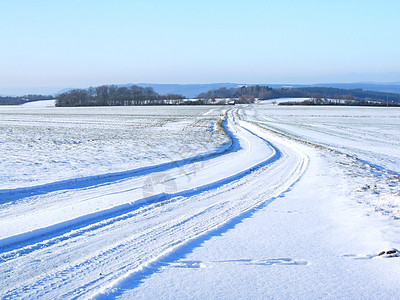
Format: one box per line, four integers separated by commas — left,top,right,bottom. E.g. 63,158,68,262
0,109,307,299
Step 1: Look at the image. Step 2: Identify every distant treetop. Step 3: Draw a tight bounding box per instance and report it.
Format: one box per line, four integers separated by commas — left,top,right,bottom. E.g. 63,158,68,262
55,85,185,107
196,85,400,104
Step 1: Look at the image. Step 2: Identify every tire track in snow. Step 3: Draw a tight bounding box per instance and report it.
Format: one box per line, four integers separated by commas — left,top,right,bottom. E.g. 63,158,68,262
0,125,234,204
87,115,308,299
0,110,308,299
244,110,400,176
0,111,240,252
0,110,271,254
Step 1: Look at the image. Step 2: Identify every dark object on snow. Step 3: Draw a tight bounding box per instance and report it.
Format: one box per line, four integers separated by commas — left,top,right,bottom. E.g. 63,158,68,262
378,249,400,258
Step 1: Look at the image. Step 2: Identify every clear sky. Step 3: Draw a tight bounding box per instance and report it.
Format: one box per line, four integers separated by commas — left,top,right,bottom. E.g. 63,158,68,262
1,0,399,90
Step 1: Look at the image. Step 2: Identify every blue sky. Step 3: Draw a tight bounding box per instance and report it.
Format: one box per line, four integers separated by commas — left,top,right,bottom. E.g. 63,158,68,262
1,0,399,90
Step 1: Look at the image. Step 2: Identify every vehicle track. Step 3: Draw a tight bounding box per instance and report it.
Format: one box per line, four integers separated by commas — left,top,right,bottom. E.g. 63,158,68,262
0,110,308,299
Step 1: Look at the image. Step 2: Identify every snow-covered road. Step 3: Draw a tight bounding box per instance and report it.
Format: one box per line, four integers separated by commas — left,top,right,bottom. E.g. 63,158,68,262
127,128,400,299
116,104,400,299
0,109,307,299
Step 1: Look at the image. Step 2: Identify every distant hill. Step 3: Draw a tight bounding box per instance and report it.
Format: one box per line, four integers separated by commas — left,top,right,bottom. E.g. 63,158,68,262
134,82,400,97
313,83,400,94
0,87,65,97
268,82,400,94
0,94,54,105
197,85,400,103
3,82,400,98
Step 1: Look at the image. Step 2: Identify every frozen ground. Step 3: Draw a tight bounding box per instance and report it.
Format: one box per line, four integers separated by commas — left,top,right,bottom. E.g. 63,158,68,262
241,104,400,219
242,104,400,174
0,105,228,189
0,103,399,299
20,99,56,108
126,142,400,299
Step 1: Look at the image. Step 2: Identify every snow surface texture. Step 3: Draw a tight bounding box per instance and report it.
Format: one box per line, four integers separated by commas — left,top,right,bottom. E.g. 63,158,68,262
242,104,400,174
0,104,399,299
0,105,229,189
20,100,56,108
241,104,400,220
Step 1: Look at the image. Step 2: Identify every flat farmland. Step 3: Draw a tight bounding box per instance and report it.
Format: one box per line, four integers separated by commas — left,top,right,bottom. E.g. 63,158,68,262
0,103,399,299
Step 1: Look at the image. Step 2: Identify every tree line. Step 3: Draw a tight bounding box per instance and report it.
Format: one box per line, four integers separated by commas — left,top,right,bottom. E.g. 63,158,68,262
295,87,400,103
279,97,400,107
55,85,185,107
196,85,400,104
5,84,400,107
196,85,301,103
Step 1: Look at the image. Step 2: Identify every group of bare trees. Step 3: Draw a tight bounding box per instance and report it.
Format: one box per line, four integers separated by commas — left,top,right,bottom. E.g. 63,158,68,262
56,85,184,107
197,85,308,102
197,85,400,105
55,84,400,107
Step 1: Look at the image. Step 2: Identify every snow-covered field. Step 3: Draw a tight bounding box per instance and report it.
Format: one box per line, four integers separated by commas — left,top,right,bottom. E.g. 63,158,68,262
0,105,228,189
243,103,400,174
241,104,400,219
0,103,399,299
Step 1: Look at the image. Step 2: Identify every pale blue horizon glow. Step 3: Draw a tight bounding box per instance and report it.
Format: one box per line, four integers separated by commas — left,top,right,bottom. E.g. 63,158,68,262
1,0,399,90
